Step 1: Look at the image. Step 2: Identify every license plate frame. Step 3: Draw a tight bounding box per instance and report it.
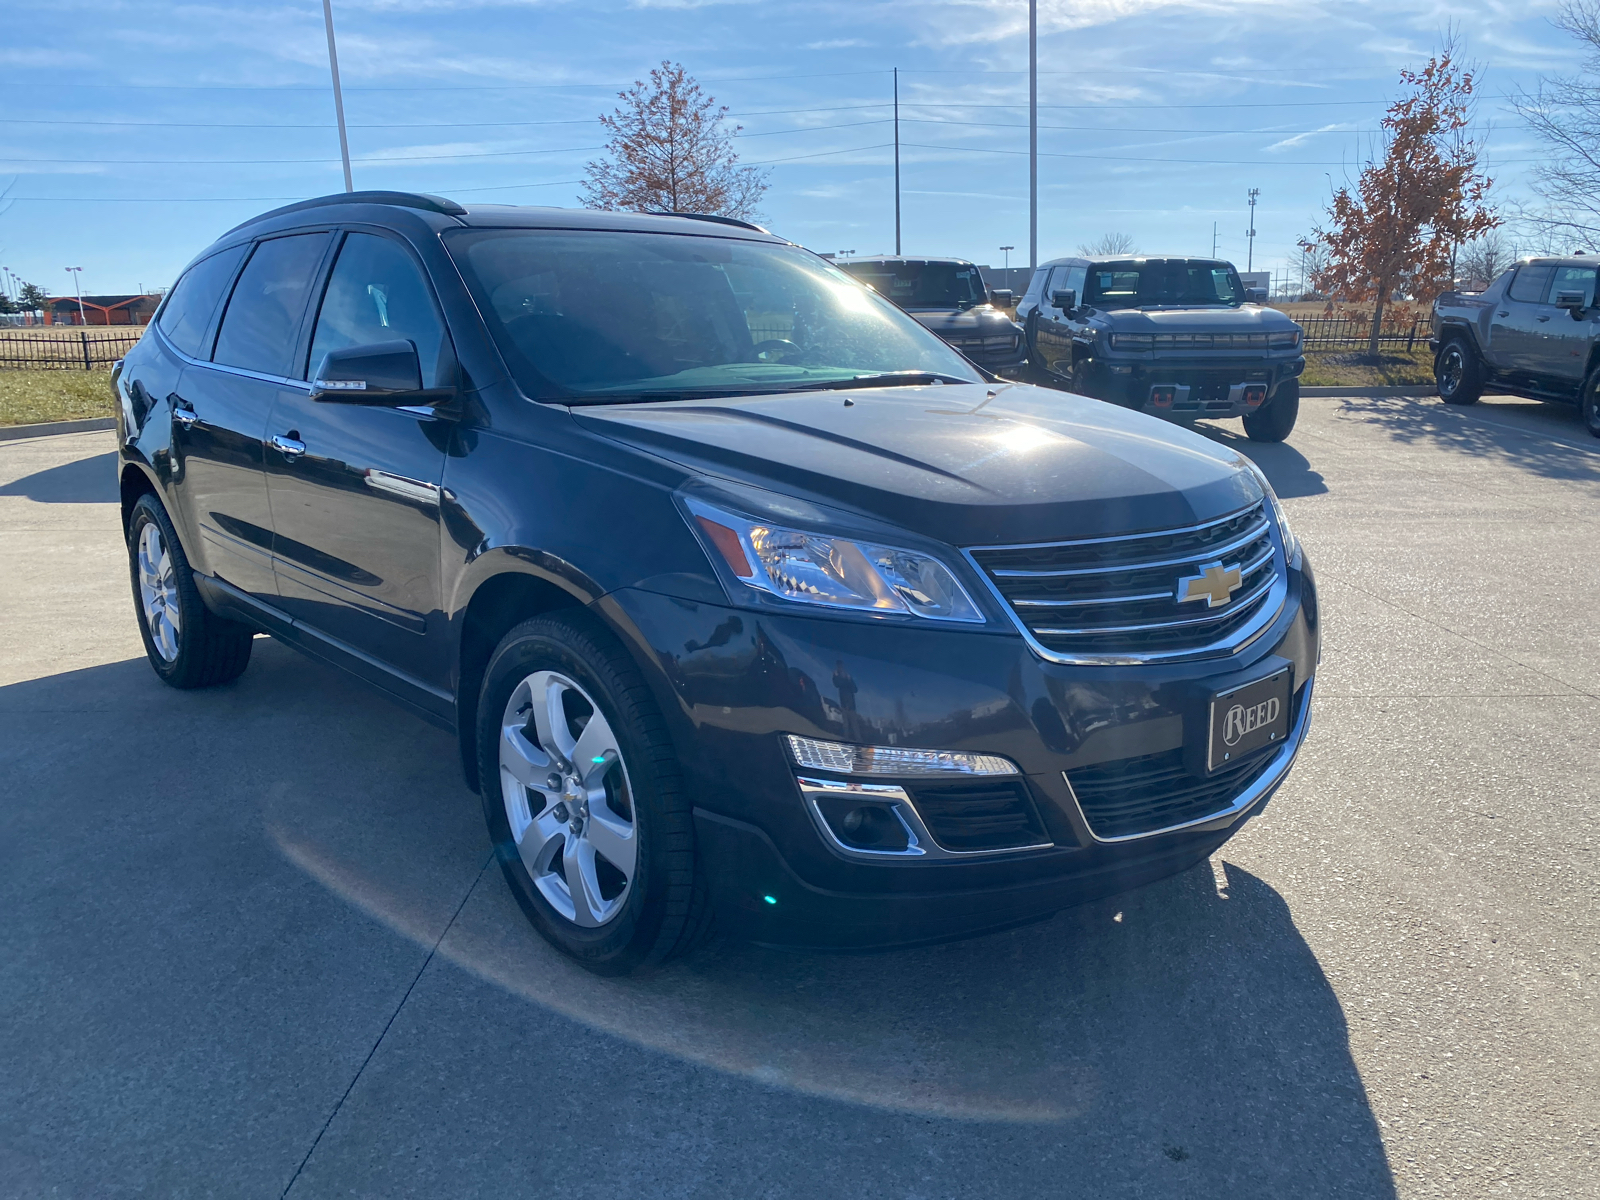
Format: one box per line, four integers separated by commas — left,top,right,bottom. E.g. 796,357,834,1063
1207,667,1292,773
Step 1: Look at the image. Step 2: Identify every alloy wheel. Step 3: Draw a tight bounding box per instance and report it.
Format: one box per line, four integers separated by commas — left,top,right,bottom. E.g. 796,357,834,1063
136,522,182,661
1437,344,1465,398
498,670,637,927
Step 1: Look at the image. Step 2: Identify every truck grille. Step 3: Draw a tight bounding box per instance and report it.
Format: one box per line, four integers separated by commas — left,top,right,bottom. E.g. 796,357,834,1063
1065,685,1305,839
966,502,1282,662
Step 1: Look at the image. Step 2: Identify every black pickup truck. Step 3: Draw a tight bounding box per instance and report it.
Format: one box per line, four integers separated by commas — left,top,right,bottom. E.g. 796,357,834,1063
1432,256,1600,436
1016,256,1306,442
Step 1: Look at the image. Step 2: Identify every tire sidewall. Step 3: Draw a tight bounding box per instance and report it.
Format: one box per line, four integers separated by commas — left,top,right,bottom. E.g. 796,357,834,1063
127,494,200,684
476,618,674,972
1583,369,1600,438
1244,380,1298,441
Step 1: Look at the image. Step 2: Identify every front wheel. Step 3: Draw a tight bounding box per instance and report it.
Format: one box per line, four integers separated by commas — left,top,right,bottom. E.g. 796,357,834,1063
1243,380,1299,442
127,493,254,688
1435,338,1483,406
1582,367,1600,439
476,613,710,974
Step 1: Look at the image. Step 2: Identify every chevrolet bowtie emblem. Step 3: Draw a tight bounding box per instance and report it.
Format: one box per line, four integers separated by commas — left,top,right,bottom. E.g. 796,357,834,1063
1177,561,1243,607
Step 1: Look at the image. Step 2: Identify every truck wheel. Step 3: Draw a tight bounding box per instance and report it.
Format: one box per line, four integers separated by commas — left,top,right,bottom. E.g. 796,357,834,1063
1436,338,1483,405
1069,359,1100,399
1582,368,1600,439
1243,380,1299,442
476,612,711,975
127,493,254,688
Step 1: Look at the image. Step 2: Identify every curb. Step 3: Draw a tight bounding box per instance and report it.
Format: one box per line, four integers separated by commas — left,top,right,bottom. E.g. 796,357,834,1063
1301,386,1436,398
0,416,117,442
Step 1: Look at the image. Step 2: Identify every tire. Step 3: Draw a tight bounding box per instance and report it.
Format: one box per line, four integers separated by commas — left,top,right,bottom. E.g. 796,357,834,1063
127,493,254,688
1243,379,1300,442
476,612,710,974
1069,358,1100,399
1435,337,1483,406
1582,367,1600,439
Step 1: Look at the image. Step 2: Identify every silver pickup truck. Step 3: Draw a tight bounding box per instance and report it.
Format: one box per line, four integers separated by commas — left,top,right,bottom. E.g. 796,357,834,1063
1432,256,1600,436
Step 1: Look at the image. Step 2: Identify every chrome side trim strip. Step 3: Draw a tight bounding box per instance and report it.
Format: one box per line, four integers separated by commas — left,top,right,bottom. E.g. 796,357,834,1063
1066,677,1315,844
152,323,313,392
965,500,1263,553
1031,572,1277,636
796,776,1054,861
983,519,1270,578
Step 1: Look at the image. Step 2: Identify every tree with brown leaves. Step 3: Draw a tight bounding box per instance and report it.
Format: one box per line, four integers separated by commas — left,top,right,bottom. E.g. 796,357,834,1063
1313,49,1498,357
581,62,768,221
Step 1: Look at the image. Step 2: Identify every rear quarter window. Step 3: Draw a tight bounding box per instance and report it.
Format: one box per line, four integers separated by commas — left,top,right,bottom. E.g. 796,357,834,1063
156,244,248,358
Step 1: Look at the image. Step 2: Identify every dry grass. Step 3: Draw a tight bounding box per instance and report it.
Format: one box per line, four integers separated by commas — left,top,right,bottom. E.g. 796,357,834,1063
1301,347,1435,388
0,370,117,426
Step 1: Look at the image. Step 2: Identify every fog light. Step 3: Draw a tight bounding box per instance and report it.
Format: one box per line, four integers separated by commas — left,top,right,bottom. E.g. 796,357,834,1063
785,734,1017,776
813,795,911,852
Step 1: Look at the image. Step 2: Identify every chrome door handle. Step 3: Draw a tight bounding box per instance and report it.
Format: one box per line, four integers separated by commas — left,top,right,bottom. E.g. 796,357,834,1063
171,404,198,430
270,434,307,461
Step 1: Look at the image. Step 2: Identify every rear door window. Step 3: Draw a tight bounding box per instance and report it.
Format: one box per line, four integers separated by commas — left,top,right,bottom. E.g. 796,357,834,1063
213,233,332,376
307,233,449,385
1507,265,1555,304
157,244,248,358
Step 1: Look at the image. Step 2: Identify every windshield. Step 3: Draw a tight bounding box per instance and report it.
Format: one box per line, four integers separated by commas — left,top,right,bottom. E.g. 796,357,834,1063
445,230,981,402
1084,260,1245,309
836,261,988,309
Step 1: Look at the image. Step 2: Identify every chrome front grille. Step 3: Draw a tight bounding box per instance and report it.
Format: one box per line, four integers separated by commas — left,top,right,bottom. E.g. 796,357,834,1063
966,502,1284,663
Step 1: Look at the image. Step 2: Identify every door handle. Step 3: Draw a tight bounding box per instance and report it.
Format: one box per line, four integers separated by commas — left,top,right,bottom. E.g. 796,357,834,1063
1498,311,1509,317
270,433,307,461
1537,315,1551,323
170,396,198,429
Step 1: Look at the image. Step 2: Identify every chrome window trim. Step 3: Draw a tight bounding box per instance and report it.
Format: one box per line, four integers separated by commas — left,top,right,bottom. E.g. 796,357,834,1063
152,322,313,392
796,776,1054,861
1065,676,1314,843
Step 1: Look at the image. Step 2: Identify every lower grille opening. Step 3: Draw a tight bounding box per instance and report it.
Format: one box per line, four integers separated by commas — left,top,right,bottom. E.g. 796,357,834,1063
905,779,1050,852
1068,748,1277,840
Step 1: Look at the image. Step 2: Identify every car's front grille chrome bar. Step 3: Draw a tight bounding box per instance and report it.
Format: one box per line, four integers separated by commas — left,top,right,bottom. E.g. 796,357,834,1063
964,500,1288,665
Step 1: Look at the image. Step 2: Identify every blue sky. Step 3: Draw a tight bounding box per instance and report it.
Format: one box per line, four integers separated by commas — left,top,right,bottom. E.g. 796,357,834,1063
0,0,1584,298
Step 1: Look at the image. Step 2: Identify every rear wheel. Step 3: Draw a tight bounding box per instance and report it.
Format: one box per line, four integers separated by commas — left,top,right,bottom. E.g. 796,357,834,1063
476,613,710,974
1435,338,1483,405
127,493,254,688
1582,367,1600,439
1243,379,1299,442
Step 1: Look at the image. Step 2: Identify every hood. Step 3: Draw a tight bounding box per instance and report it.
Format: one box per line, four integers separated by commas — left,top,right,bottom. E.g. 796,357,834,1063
911,306,1020,335
1094,306,1301,332
572,382,1259,546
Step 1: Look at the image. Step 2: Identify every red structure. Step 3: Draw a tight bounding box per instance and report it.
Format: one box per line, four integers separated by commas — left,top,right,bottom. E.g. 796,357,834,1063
45,294,162,326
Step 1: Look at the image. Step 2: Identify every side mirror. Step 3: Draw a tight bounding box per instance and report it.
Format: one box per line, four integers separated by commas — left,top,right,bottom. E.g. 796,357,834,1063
1554,289,1588,312
312,340,444,405
990,289,1015,307
1245,287,1269,304
1050,288,1077,311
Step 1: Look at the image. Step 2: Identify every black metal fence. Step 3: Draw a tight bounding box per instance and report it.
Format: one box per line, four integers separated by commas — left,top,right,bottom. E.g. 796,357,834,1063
0,330,145,370
1299,316,1426,353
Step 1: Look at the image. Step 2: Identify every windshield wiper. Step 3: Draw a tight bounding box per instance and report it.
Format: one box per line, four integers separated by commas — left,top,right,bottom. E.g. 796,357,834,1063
780,372,973,392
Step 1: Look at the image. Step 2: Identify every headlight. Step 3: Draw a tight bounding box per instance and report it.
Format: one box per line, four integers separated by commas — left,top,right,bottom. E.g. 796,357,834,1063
1110,333,1154,350
1268,329,1302,349
685,498,985,623
1244,460,1301,568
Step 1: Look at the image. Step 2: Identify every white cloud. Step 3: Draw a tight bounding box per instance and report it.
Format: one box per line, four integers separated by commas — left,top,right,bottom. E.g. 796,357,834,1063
1264,122,1359,153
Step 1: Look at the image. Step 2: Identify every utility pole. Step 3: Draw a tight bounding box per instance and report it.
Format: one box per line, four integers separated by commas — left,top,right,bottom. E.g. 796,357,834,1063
1211,223,1218,258
893,68,901,256
1246,187,1260,272
1028,0,1038,271
322,0,354,192
65,266,86,325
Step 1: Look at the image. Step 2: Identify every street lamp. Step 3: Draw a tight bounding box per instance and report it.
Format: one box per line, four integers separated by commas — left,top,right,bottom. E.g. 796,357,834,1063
65,266,86,326
1000,245,1015,270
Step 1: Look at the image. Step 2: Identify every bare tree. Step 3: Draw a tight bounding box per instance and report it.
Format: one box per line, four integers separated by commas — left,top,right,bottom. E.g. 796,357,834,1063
1456,229,1513,290
1076,232,1138,256
1512,1,1600,250
582,62,768,221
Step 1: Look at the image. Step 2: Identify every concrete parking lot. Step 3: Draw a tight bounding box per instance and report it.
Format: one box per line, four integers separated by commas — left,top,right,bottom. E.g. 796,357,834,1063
2,394,1596,1198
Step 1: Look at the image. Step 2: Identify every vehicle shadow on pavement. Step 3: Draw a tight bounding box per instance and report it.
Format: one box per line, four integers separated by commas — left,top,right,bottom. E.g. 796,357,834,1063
2,644,1396,1196
1333,396,1600,482
1198,426,1328,498
0,450,120,503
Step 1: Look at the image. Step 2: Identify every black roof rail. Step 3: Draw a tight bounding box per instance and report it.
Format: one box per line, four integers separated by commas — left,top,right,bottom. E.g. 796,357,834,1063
645,210,769,234
225,190,467,235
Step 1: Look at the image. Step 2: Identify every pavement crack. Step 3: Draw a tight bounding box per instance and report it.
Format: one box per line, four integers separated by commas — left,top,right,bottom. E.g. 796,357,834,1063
278,851,495,1198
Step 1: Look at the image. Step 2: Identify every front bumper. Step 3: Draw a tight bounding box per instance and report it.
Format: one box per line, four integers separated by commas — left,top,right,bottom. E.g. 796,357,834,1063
597,555,1320,948
1087,355,1306,419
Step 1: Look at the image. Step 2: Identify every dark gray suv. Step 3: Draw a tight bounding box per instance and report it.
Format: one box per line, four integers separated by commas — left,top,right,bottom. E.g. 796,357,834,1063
1017,256,1306,442
1432,257,1600,436
836,257,1026,374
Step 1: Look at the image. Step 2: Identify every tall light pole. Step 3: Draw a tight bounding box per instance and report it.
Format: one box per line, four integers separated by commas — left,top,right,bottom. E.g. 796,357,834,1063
1029,0,1038,271
1000,245,1014,270
65,266,86,326
1246,187,1260,272
322,0,354,192
893,68,901,255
